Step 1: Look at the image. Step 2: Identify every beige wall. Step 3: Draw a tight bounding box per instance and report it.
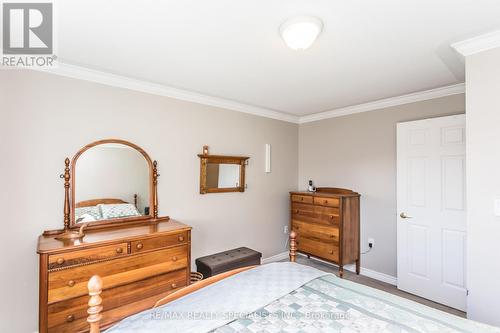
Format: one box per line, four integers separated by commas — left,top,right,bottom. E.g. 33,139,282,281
465,47,500,326
0,70,298,333
298,94,465,277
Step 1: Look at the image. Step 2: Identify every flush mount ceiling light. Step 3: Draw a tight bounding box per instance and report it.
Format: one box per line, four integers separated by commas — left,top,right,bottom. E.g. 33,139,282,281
280,16,323,50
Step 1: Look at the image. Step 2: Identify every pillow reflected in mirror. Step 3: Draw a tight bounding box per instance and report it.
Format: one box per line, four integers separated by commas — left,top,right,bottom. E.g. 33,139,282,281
99,203,141,220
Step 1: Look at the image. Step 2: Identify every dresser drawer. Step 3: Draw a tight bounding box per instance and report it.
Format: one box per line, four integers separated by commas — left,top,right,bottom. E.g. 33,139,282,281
48,245,188,303
291,194,313,204
297,237,339,262
47,268,187,331
48,243,128,270
131,231,187,253
314,206,340,225
292,221,339,243
314,196,340,207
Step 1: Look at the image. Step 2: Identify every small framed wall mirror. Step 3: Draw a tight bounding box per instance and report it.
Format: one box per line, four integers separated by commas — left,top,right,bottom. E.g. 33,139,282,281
198,146,249,194
47,139,168,238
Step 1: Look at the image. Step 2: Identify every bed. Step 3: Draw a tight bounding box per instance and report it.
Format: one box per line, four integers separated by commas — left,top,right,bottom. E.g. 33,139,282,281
84,233,500,333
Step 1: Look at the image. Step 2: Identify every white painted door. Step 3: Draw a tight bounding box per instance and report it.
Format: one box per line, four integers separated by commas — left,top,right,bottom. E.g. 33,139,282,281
397,114,466,311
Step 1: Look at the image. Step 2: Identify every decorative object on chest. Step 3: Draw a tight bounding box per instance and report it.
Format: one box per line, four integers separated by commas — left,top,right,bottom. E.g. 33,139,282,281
290,187,360,277
37,139,192,333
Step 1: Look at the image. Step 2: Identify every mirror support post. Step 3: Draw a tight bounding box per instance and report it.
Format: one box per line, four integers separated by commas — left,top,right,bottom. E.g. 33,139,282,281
62,158,71,230
153,161,159,219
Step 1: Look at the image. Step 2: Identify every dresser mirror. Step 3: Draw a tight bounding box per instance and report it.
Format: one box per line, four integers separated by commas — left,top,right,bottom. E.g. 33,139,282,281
198,146,249,194
46,139,167,236
74,142,151,223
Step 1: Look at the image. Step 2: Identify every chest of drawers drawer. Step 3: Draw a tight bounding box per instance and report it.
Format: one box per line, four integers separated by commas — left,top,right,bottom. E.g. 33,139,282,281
313,196,340,207
292,221,339,243
48,245,188,303
296,237,339,262
291,194,313,204
131,231,187,253
48,243,128,270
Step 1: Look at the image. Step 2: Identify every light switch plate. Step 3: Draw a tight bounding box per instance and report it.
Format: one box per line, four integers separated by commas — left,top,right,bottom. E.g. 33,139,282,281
495,199,500,216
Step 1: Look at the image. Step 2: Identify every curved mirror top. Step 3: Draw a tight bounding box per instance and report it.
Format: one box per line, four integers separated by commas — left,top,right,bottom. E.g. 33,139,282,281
74,143,150,223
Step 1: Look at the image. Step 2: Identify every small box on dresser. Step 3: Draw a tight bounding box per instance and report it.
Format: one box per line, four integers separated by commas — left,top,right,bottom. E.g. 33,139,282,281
37,220,191,333
290,187,360,277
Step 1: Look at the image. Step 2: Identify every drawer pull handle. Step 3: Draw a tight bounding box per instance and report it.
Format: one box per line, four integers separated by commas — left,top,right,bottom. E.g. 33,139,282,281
171,283,177,289
295,210,299,214
67,280,75,287
136,243,143,250
178,236,184,242
116,247,123,254
172,256,178,262
330,215,335,219
324,200,328,204
56,257,65,265
329,250,334,254
66,314,75,323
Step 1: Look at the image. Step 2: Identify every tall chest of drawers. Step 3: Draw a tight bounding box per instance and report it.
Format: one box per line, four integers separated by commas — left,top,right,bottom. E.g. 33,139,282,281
37,220,191,333
290,188,360,277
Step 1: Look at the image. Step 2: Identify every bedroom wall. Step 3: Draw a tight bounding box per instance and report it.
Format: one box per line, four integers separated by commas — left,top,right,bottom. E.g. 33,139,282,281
298,94,465,277
465,46,500,326
0,70,298,333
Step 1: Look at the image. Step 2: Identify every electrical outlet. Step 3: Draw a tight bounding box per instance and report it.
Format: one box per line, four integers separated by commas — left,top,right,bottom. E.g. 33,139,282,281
284,225,289,234
368,238,375,248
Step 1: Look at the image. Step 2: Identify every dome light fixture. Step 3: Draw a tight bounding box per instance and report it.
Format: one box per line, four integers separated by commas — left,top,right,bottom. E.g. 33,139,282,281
280,16,323,50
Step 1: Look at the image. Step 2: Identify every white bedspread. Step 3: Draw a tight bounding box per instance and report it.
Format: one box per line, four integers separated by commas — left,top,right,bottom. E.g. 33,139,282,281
106,262,327,333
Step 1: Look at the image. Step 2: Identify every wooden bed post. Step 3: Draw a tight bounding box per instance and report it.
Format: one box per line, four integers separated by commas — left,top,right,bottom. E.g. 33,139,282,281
289,231,297,262
88,275,103,333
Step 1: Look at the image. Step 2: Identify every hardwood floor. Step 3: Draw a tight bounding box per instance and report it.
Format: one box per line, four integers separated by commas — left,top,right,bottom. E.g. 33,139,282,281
286,255,466,318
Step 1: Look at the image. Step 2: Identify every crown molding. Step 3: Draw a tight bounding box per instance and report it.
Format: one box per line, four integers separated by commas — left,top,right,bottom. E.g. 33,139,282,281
451,30,500,56
36,63,464,125
298,83,465,124
36,63,300,124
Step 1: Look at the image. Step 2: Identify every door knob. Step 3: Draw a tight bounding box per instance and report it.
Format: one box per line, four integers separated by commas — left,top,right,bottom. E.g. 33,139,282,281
400,212,413,219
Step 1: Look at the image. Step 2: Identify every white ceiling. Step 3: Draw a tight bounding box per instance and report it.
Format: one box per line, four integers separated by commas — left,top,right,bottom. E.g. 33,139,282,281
57,0,500,117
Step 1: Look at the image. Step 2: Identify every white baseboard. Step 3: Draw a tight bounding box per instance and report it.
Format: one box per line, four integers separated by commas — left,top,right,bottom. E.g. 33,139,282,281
262,252,397,286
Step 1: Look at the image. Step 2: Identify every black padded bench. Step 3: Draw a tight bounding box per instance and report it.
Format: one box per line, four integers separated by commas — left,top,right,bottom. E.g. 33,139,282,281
195,247,262,278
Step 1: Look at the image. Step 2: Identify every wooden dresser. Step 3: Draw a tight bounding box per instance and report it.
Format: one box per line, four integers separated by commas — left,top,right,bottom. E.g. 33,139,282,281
290,187,360,277
37,220,191,333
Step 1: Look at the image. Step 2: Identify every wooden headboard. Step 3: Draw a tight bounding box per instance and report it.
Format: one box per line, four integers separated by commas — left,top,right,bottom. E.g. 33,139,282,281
76,194,138,208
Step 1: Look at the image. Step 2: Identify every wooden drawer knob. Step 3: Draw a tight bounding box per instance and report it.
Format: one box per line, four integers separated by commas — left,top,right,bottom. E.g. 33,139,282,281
136,243,143,250
178,235,184,242
329,250,334,254
324,200,328,204
67,280,75,287
171,283,177,289
172,256,178,262
116,247,123,254
330,215,335,219
301,197,304,201
66,314,75,323
56,257,65,265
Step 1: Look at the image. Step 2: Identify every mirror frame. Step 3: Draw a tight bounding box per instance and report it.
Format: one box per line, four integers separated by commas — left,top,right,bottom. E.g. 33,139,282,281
68,139,162,230
198,154,249,194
